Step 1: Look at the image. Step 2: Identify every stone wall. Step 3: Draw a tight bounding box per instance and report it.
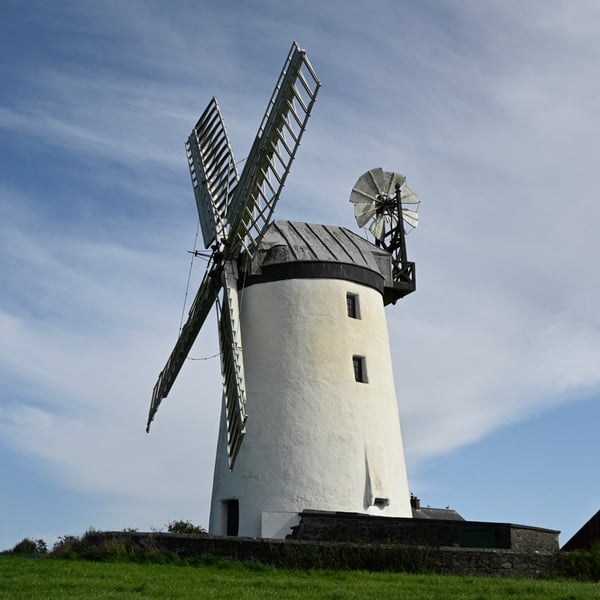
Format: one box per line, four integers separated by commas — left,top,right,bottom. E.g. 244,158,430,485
86,531,558,579
289,510,559,554
510,524,559,554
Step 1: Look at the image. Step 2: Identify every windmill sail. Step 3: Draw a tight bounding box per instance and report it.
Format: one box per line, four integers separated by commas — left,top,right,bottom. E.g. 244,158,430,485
146,264,222,432
227,41,320,256
147,42,320,465
218,261,247,467
186,97,239,248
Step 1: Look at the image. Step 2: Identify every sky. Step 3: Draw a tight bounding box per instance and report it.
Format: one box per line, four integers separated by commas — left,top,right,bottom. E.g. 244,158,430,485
1,0,599,550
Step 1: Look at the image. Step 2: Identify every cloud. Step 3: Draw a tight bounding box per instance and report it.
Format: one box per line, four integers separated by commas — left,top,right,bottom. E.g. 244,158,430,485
392,287,600,463
1,0,599,546
0,186,222,534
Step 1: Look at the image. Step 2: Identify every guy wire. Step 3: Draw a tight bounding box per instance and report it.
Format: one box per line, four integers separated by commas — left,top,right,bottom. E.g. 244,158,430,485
179,219,201,335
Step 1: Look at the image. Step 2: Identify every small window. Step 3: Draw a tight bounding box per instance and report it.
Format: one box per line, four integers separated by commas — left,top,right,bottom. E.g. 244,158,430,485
353,355,368,383
346,293,360,319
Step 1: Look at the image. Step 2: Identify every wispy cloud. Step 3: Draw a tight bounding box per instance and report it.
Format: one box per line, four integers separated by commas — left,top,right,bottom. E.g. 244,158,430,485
0,0,599,546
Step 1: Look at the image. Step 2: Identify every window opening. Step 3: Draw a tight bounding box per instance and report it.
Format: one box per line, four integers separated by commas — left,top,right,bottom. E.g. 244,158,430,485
346,293,360,319
353,355,368,383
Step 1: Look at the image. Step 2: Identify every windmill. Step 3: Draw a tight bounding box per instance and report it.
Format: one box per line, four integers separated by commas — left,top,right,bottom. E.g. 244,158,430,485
148,43,421,539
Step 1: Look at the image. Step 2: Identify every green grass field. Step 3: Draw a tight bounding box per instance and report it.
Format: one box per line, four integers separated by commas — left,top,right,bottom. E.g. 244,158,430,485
1,555,599,600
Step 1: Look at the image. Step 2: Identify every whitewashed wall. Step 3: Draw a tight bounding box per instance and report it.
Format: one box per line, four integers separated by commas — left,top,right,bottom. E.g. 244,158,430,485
209,276,412,537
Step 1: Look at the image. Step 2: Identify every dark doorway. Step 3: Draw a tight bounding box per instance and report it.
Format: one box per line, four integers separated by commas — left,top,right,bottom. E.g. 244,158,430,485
226,499,239,536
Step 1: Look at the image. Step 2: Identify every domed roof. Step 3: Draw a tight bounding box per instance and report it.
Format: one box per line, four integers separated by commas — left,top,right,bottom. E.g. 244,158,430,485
240,221,411,303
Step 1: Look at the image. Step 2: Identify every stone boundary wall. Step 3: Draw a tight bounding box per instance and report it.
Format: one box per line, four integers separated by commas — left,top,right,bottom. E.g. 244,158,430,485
290,511,559,554
88,532,558,579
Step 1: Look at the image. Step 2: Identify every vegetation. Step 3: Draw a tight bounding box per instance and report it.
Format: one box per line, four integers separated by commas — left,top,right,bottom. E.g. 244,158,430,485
555,543,600,582
49,532,163,563
2,554,600,600
4,525,600,598
10,538,47,555
165,520,207,534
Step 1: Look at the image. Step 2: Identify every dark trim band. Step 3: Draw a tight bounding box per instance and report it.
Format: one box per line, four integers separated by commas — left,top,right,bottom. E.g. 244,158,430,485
240,261,384,294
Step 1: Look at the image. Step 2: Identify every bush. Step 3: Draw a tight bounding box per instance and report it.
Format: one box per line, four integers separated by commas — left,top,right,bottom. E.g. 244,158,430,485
52,528,112,559
556,549,600,582
166,520,206,535
52,534,83,558
49,527,190,564
12,538,47,554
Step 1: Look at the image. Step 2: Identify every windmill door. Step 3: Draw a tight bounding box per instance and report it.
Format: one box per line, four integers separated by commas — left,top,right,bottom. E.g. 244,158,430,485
226,499,239,536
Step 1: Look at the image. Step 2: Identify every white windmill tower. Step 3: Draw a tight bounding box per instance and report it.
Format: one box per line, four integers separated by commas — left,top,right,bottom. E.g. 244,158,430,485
147,43,421,539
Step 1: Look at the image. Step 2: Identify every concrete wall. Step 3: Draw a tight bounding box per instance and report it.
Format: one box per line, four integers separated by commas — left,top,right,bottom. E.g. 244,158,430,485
210,277,412,537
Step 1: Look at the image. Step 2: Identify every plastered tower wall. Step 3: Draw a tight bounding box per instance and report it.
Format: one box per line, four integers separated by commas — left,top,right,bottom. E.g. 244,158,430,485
209,274,412,537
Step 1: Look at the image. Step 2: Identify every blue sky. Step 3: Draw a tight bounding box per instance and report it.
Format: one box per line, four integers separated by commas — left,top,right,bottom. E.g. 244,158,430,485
1,0,599,550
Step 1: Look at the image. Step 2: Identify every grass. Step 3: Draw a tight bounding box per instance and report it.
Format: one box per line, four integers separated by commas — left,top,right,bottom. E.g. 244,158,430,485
1,554,599,600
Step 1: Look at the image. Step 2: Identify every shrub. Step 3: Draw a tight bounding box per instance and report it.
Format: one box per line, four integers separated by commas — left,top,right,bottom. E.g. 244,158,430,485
12,538,47,554
166,520,206,535
556,548,600,582
49,526,196,564
52,535,83,558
